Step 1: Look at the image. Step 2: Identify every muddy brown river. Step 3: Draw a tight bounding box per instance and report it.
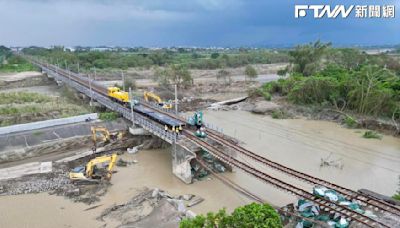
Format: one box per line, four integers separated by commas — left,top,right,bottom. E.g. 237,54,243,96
0,110,399,227
204,110,400,205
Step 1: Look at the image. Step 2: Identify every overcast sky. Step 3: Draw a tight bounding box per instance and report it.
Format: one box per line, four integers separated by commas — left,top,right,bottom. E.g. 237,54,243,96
0,0,399,47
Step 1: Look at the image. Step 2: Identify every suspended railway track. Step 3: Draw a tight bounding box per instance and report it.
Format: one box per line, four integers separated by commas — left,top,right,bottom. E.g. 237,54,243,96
25,56,400,227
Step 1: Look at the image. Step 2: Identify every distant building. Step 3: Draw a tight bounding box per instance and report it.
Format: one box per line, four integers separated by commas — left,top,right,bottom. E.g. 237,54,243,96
64,47,76,52
90,47,116,52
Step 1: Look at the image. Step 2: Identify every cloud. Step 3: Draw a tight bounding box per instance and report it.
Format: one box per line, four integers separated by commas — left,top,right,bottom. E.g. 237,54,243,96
0,0,398,47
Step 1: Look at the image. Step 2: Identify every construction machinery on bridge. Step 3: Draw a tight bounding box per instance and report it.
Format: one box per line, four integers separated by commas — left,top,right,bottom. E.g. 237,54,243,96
144,91,172,109
189,111,206,138
26,56,400,228
107,86,129,104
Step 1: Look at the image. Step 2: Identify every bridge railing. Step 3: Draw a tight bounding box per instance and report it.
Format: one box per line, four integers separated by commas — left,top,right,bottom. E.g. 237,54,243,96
38,62,178,143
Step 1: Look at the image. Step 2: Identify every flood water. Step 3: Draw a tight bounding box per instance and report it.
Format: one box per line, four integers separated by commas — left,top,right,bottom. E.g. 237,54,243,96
0,149,251,228
204,110,400,206
1,110,399,227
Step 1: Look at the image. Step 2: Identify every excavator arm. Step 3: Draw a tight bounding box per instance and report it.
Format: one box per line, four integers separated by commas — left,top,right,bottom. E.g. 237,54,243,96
143,91,172,109
84,153,118,179
91,126,111,152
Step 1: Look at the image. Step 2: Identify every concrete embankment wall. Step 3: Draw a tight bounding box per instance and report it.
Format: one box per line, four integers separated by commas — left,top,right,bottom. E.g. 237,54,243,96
0,113,98,135
0,119,129,164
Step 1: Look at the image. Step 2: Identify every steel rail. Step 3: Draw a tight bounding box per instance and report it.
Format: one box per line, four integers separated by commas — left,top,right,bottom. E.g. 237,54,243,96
24,56,398,225
184,131,388,228
205,130,400,217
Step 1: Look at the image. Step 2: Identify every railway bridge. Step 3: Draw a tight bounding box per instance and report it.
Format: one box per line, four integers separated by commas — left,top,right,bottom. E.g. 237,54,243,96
23,54,400,228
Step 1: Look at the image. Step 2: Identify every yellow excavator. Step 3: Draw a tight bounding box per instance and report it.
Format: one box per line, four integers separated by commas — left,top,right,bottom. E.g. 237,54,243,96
91,126,123,152
69,153,118,183
143,91,172,109
91,126,111,150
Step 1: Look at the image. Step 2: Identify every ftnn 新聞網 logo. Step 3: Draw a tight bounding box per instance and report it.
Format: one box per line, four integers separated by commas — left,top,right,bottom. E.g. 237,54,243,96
295,4,396,19
295,5,354,18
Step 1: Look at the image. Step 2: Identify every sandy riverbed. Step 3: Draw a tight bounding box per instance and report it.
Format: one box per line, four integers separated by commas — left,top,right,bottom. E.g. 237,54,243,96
0,149,252,228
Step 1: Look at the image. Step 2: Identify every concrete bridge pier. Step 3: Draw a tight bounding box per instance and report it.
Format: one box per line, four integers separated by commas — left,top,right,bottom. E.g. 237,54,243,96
172,144,196,184
127,126,196,184
129,126,151,136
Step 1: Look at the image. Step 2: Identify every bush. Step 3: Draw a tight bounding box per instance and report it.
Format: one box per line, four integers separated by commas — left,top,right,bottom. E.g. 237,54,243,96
288,76,339,105
344,116,358,128
362,130,382,139
180,203,282,228
245,65,258,80
99,112,119,121
272,110,287,119
262,91,272,101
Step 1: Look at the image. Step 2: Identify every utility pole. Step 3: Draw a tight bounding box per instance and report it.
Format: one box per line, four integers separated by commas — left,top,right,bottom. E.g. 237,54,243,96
174,84,178,115
89,73,93,106
77,62,80,75
121,70,125,91
129,87,134,126
94,67,97,81
67,64,71,83
56,59,59,74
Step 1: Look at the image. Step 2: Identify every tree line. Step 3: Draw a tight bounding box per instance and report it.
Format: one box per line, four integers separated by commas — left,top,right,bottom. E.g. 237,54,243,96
259,41,400,119
22,46,289,70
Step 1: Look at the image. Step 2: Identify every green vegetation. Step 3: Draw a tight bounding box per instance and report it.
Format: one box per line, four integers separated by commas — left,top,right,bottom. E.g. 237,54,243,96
180,203,282,228
344,116,358,128
0,92,52,104
154,64,193,87
257,41,400,120
393,177,400,201
0,91,90,127
33,131,44,136
124,78,137,90
0,46,36,72
22,46,289,71
271,110,288,119
244,65,258,81
289,41,331,76
216,68,231,84
362,130,382,139
99,111,119,121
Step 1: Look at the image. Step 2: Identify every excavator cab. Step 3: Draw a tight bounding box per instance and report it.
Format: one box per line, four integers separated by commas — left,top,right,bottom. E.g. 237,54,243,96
69,153,118,183
143,91,173,109
90,126,123,152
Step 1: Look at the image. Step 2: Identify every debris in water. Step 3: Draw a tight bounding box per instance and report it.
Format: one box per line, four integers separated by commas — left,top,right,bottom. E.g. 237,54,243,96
98,188,201,227
320,153,344,169
84,204,103,211
186,196,204,207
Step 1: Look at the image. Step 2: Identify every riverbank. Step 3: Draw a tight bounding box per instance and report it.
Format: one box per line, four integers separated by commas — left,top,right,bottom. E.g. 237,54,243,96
204,110,400,199
0,149,251,228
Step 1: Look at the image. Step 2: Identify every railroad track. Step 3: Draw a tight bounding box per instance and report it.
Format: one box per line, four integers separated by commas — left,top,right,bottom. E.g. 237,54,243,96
183,131,389,228
205,130,400,217
27,57,399,226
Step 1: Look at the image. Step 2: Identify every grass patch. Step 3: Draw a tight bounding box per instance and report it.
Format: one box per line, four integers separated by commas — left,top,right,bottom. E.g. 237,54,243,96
99,112,119,121
344,116,358,128
0,91,90,127
271,110,287,119
248,88,272,101
362,130,382,139
0,63,37,72
33,131,44,136
0,92,52,105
